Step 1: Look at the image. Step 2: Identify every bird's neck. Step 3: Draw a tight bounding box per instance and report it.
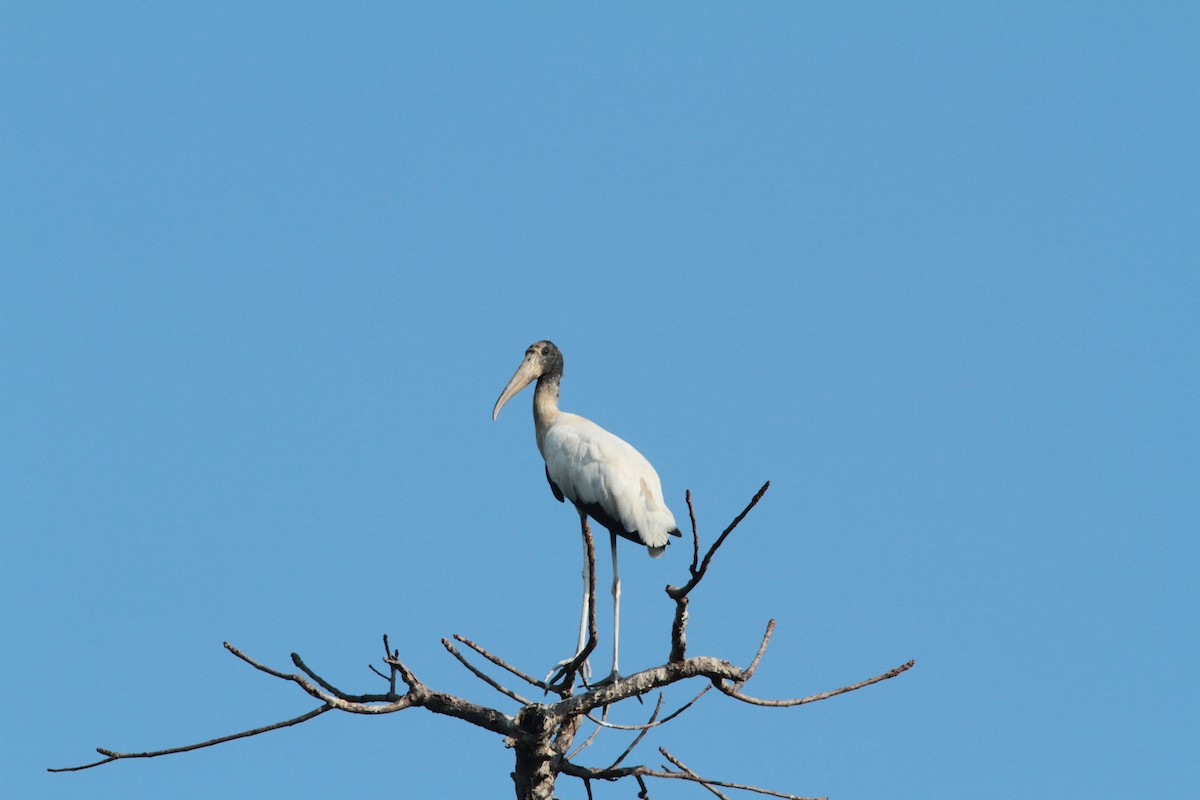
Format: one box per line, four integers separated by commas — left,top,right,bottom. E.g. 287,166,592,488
532,374,561,453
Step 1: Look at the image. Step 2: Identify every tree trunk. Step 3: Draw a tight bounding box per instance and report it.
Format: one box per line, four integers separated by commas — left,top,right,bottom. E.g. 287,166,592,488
512,704,557,800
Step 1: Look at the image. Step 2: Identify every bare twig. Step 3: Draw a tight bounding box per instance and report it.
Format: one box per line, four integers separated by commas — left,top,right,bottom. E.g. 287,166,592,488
224,644,410,712
571,682,705,766
567,704,608,759
454,634,549,691
224,641,292,680
605,695,664,770
380,652,422,691
48,705,332,773
651,751,822,800
667,482,770,663
443,637,531,705
669,481,770,601
560,756,826,800
661,748,731,800
292,652,341,694
585,686,710,731
715,660,916,707
686,489,700,573
644,685,710,727
740,620,776,685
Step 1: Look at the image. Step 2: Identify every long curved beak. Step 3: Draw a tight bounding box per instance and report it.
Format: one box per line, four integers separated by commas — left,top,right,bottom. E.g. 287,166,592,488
492,356,542,421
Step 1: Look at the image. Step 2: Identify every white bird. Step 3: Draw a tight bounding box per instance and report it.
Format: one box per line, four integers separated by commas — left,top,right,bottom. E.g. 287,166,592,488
492,340,681,684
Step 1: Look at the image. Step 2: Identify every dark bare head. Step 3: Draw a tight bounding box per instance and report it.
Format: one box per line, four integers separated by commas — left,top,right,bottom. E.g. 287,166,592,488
492,340,564,421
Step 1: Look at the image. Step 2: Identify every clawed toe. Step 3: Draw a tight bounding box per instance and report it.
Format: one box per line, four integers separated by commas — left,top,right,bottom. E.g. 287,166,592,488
544,655,592,691
594,670,622,687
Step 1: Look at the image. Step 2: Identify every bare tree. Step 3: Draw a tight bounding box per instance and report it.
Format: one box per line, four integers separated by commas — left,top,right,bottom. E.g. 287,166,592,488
51,482,914,799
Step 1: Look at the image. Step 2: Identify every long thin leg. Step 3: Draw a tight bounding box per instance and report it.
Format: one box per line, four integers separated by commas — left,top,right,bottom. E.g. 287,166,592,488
575,510,592,672
547,509,593,686
610,529,621,681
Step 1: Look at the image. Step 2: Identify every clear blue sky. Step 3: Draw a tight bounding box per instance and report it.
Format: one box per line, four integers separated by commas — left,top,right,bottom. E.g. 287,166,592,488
2,4,1196,798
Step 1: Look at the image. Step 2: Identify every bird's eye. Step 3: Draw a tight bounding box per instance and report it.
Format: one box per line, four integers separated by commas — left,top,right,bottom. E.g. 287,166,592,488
540,346,549,355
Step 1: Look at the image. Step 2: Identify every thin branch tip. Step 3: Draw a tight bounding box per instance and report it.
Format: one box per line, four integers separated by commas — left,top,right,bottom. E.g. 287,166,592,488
718,658,915,707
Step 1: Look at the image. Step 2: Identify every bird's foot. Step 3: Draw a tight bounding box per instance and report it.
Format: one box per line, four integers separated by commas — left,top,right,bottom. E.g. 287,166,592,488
545,654,592,692
593,669,623,687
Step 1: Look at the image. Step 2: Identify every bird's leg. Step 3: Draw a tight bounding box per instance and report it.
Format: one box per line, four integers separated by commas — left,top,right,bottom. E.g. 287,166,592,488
575,525,593,681
608,529,622,683
547,510,594,687
593,531,638,702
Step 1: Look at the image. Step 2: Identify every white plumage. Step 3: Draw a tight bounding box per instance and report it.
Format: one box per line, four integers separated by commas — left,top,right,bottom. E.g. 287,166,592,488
540,413,676,554
492,340,680,683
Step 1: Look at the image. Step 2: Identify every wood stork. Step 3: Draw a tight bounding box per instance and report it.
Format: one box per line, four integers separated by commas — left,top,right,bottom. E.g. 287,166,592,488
492,340,681,683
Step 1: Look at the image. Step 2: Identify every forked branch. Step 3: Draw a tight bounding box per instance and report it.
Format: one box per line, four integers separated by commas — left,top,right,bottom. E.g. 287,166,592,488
668,481,771,662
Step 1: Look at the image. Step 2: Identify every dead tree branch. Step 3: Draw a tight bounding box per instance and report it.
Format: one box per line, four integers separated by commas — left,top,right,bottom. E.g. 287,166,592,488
453,634,548,691
605,697,661,771
47,705,333,773
558,747,828,800
51,483,913,800
740,620,775,684
667,481,770,662
585,685,709,731
443,637,533,705
714,659,916,707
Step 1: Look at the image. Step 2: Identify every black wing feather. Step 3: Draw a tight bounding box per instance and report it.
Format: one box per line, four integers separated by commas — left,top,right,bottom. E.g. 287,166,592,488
545,466,565,503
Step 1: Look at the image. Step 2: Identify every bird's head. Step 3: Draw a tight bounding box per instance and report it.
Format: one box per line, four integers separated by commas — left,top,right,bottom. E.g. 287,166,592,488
492,340,563,421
